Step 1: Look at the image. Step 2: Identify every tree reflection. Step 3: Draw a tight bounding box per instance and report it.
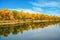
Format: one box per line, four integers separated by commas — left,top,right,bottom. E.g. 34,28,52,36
0,21,60,37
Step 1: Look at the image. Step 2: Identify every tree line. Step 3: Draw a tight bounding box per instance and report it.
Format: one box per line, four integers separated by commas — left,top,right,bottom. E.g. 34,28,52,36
0,8,60,21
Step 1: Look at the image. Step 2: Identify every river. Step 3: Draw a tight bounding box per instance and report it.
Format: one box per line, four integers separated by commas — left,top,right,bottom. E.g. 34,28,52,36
0,21,60,40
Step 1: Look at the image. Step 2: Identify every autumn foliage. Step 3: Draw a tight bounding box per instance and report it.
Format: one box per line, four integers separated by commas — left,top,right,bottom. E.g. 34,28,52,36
0,8,60,21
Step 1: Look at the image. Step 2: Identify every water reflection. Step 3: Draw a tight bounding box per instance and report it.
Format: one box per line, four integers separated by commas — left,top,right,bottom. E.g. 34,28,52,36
0,21,60,37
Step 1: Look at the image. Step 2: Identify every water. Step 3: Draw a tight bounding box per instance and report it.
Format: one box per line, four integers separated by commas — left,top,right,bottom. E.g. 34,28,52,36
0,21,60,40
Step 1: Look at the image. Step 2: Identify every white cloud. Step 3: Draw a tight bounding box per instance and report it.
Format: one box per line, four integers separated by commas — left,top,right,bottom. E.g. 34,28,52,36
9,8,37,13
30,1,60,8
33,7,43,12
44,2,60,7
9,7,43,13
30,1,60,16
30,2,43,13
45,11,60,16
30,2,40,7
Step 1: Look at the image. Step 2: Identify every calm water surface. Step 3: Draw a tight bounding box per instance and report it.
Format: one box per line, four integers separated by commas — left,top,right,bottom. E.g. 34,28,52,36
0,21,60,40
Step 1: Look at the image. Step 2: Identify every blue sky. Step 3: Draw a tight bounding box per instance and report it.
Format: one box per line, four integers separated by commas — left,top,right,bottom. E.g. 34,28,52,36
0,0,60,16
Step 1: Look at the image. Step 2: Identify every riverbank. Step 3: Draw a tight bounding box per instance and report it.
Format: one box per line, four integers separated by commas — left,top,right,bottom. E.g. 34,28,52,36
0,20,60,25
